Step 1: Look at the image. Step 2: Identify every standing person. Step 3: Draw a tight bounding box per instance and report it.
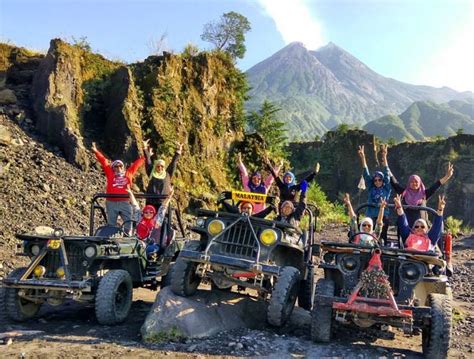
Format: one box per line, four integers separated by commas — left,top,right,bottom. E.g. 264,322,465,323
265,157,320,204
236,152,282,213
144,140,182,208
394,194,446,251
92,142,145,227
343,193,386,247
389,159,453,228
358,144,391,242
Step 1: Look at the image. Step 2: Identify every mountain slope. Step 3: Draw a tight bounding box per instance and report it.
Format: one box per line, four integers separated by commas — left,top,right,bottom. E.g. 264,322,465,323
364,99,474,141
245,42,472,139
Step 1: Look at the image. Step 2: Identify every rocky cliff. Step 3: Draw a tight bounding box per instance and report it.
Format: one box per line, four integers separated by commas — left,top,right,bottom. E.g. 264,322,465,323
2,39,247,208
289,130,474,225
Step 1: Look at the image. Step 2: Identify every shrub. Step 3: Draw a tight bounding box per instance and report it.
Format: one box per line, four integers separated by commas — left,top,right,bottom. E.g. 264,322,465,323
305,184,347,230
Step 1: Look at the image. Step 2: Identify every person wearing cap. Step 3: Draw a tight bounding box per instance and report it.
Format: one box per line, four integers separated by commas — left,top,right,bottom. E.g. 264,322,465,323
358,144,391,242
236,153,282,213
143,140,182,208
394,194,446,251
264,157,320,204
91,142,145,227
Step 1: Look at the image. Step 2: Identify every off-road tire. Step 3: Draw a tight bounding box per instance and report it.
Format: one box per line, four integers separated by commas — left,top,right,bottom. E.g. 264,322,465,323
160,262,175,289
311,278,335,343
95,270,133,325
170,241,201,296
422,293,452,358
298,265,314,310
4,267,41,321
267,266,300,327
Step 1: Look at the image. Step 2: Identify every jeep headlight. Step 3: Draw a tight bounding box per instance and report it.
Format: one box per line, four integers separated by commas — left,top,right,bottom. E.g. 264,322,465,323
208,220,225,236
84,245,97,258
33,265,46,278
30,244,41,256
196,218,205,227
399,262,424,283
260,229,278,246
340,255,359,273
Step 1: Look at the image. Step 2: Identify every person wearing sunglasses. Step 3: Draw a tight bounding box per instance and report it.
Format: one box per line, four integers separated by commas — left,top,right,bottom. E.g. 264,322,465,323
128,187,174,258
358,144,391,242
394,194,446,251
143,140,183,209
343,193,386,247
91,142,145,228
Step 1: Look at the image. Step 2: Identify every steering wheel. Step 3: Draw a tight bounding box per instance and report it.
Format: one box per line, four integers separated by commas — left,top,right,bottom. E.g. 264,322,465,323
120,220,137,237
349,231,380,248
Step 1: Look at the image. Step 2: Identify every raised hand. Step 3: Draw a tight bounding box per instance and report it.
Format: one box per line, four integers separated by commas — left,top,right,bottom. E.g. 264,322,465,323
445,162,454,179
394,194,402,208
143,139,150,149
438,194,446,212
314,162,320,174
91,142,97,152
379,197,387,208
380,144,388,156
237,152,242,164
176,142,183,155
343,193,351,207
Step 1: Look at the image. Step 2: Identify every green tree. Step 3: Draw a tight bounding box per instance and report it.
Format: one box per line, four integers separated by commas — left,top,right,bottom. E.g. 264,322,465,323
201,11,251,59
247,101,288,158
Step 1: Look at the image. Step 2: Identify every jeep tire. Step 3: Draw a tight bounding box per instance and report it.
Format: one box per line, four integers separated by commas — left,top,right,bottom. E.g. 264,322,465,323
267,266,300,327
170,241,201,296
298,265,314,310
95,270,133,325
4,267,41,321
160,262,175,289
311,278,335,342
422,293,452,358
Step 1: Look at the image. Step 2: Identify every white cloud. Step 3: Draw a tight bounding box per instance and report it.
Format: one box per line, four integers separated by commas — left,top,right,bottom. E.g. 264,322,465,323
257,0,324,50
415,25,474,92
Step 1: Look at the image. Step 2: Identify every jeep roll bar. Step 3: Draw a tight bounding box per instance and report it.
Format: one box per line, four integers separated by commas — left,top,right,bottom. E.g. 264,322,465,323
89,193,186,237
355,203,439,218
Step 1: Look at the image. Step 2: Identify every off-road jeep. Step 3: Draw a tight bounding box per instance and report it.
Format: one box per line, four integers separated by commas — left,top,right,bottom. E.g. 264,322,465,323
311,203,453,358
171,191,317,327
1,193,185,325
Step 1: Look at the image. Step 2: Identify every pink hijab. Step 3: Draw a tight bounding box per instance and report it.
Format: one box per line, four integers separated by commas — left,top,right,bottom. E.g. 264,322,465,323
402,175,426,205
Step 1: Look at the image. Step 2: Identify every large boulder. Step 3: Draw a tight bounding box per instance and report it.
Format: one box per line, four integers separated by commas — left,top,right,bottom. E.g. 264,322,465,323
141,287,267,341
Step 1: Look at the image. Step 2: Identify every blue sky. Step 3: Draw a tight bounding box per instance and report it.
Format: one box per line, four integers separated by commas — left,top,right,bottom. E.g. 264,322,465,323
1,0,473,91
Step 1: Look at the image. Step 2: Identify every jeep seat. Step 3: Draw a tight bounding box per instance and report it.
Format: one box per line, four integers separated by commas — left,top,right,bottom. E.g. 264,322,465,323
95,225,121,237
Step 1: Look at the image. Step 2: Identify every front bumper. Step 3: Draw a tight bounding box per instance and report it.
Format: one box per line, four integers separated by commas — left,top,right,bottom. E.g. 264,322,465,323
179,249,281,276
2,277,92,292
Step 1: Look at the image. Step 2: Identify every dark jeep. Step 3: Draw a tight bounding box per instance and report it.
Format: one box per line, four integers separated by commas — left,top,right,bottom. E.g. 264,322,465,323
1,193,185,325
311,203,453,358
170,191,317,327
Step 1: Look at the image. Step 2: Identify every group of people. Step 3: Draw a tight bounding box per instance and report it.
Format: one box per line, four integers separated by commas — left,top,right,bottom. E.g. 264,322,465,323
225,152,320,226
92,138,453,255
91,140,182,258
343,144,453,251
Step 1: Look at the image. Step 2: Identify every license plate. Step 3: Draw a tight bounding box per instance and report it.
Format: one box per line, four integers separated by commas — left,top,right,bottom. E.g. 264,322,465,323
47,239,61,250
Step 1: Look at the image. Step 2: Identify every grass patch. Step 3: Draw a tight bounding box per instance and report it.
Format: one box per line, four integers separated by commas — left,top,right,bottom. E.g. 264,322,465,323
143,326,183,343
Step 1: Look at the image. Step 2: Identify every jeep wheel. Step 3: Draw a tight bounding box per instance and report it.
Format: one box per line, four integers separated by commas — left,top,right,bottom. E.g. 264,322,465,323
298,265,314,310
4,268,41,321
422,293,452,358
170,257,201,296
95,270,133,325
311,278,335,343
267,266,300,327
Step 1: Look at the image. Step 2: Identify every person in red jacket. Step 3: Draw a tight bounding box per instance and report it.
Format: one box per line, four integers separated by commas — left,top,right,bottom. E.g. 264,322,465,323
92,142,145,227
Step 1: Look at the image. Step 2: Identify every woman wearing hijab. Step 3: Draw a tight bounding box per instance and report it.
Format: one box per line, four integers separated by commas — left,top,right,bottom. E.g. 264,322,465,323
343,193,386,247
390,158,453,227
144,140,183,208
236,153,282,213
265,157,320,204
358,145,391,242
394,194,446,251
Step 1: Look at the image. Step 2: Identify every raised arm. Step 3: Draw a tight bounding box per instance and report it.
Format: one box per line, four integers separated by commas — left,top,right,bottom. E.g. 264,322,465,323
237,153,250,190
167,143,182,178
394,194,410,240
428,195,446,246
91,142,110,171
376,198,387,227
263,157,283,189
343,193,356,219
439,162,454,185
264,156,283,187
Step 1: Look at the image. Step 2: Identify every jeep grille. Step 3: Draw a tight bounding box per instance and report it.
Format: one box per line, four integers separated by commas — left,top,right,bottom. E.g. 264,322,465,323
42,243,86,280
212,223,258,260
